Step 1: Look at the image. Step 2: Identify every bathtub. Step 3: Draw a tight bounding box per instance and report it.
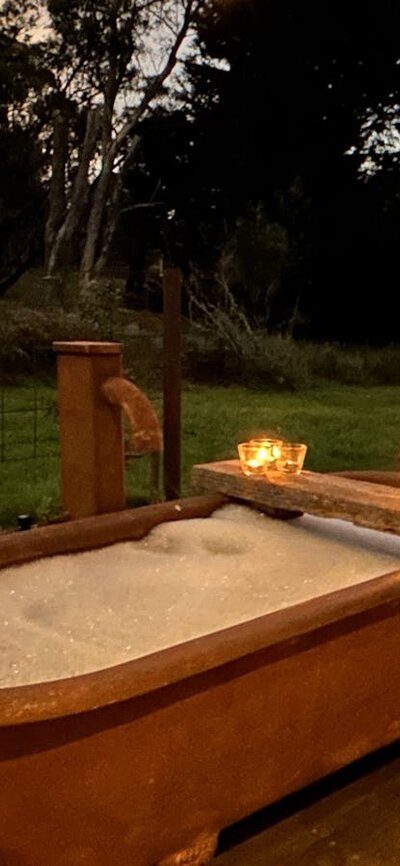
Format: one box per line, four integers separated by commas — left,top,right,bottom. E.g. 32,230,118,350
1,493,400,866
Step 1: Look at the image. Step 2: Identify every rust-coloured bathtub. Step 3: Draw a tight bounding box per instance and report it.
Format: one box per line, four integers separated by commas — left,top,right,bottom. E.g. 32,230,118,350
1,494,400,866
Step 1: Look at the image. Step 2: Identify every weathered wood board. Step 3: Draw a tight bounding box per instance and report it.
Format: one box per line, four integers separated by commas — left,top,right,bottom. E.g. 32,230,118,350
191,460,400,536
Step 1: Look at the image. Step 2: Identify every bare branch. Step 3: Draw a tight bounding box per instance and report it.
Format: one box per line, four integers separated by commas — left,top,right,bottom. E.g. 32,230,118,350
111,0,201,158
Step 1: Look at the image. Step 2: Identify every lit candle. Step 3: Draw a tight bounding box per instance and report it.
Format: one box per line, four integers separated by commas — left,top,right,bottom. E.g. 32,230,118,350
238,442,270,475
275,443,308,475
254,446,269,463
249,438,283,468
247,448,267,469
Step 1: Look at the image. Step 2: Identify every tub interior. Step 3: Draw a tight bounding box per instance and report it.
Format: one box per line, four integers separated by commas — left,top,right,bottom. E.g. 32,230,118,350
1,503,400,689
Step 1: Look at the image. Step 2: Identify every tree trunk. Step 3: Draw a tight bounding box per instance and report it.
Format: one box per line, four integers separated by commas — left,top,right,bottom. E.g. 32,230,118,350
79,152,114,296
79,97,118,294
47,107,101,276
93,135,140,277
44,110,68,267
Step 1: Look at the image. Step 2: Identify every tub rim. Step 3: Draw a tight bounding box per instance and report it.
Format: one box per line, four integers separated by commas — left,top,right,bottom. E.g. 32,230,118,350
0,495,226,570
1,494,400,727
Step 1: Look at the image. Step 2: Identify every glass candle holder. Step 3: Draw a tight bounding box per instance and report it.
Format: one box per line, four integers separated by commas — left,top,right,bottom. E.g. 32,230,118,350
238,442,271,476
249,438,283,469
275,443,308,475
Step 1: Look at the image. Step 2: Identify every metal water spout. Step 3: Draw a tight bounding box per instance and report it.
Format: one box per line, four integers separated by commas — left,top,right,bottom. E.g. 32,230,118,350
102,376,163,500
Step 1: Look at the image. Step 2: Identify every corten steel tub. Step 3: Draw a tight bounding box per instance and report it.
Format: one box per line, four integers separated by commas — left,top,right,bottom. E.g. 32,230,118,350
1,495,400,866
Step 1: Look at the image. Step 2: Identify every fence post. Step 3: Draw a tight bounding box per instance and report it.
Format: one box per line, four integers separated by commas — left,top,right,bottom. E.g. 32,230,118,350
163,267,182,500
53,341,126,519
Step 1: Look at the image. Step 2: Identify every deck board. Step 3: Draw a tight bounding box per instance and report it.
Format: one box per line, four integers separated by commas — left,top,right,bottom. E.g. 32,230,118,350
216,746,400,865
192,461,400,536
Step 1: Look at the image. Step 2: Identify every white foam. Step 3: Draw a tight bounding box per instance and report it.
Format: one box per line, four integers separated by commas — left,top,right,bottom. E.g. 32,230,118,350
0,504,399,687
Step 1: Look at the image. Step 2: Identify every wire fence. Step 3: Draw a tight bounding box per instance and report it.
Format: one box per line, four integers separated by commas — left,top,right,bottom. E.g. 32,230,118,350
0,381,59,464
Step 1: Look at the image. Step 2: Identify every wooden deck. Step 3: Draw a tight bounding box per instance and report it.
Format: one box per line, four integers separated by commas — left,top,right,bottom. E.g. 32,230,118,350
216,743,400,865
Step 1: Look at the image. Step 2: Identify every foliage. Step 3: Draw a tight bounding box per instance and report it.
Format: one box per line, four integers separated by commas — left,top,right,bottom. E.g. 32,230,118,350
77,279,123,340
0,298,100,375
186,255,308,389
231,205,288,311
2,280,400,391
157,0,400,340
305,342,400,387
0,0,207,296
133,22,400,337
1,0,400,338
0,28,51,291
0,1,43,39
44,0,205,286
0,303,54,373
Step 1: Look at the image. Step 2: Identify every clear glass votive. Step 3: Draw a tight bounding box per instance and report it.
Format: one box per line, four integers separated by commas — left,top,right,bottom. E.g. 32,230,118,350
238,442,271,476
275,442,308,475
249,437,283,469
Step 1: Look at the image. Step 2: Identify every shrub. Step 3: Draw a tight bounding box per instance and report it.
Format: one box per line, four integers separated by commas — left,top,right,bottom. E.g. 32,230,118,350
306,343,367,385
0,301,100,379
367,346,400,385
244,333,310,390
2,269,400,390
0,302,54,376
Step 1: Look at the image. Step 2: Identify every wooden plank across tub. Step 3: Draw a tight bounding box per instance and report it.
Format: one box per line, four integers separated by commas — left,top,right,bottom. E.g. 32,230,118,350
191,460,400,535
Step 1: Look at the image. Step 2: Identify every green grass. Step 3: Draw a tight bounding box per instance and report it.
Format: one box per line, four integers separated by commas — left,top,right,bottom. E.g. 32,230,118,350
0,381,399,529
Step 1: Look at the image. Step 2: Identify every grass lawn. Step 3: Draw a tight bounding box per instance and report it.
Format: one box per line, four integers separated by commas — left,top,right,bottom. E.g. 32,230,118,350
0,380,399,530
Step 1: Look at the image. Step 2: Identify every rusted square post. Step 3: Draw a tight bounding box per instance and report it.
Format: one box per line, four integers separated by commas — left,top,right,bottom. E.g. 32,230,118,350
53,341,126,519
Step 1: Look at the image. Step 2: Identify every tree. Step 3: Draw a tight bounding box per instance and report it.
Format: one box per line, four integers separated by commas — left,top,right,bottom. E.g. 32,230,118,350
40,0,206,298
173,0,400,339
0,24,51,293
